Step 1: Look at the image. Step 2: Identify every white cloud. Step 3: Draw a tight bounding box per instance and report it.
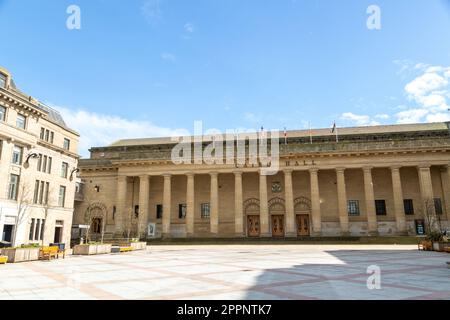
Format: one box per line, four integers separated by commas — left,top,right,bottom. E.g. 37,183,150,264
375,114,390,119
161,52,176,62
340,112,380,126
53,106,189,158
395,64,450,123
184,22,194,33
141,0,163,24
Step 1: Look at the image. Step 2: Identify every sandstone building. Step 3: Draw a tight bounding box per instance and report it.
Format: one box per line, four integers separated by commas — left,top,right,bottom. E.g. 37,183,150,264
0,67,79,246
74,122,450,239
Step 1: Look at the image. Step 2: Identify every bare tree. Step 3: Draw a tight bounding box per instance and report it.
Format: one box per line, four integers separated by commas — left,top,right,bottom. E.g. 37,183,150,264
12,179,33,247
420,198,443,241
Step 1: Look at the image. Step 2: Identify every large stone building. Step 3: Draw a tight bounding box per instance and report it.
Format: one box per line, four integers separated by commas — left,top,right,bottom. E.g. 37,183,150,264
74,122,450,239
0,67,79,246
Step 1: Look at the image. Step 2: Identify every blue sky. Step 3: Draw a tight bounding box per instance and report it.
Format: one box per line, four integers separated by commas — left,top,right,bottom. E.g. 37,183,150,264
1,0,450,156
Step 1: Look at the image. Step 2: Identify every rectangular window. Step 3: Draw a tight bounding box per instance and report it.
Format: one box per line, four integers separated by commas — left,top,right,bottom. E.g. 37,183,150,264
134,205,139,218
61,162,68,178
434,198,443,215
45,129,49,142
33,180,39,204
44,182,49,205
375,200,387,216
0,106,6,121
201,203,210,219
47,157,52,174
156,204,163,219
16,114,26,129
179,204,187,219
63,138,70,150
8,174,19,200
40,127,45,140
12,145,23,165
58,186,66,207
0,73,6,88
40,219,45,241
42,155,47,173
347,200,360,216
403,199,414,215
29,218,35,241
35,219,41,241
50,132,54,144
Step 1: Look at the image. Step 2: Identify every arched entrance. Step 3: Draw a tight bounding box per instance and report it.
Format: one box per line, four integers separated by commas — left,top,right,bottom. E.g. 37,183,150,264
244,198,260,237
269,197,285,237
294,197,311,236
85,203,108,239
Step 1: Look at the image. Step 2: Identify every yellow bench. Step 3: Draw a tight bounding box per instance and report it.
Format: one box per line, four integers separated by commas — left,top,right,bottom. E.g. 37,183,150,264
39,246,59,260
0,256,7,264
119,247,133,253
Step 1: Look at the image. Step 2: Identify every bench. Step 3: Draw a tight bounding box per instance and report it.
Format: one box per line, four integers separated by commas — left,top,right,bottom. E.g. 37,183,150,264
39,246,59,260
119,246,133,253
0,256,7,264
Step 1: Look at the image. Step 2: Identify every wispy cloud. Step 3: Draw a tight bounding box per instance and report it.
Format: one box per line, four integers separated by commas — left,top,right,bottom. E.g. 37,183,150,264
141,0,163,24
184,22,194,33
340,112,380,126
161,52,177,63
52,105,188,158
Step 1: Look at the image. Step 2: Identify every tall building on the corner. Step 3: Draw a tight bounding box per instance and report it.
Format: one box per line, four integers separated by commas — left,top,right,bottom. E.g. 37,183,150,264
0,67,79,247
73,122,450,239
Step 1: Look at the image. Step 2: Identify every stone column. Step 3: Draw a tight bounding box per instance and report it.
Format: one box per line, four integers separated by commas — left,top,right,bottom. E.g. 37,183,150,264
186,173,195,237
309,169,322,236
162,174,172,237
440,165,450,222
336,168,349,235
284,169,296,237
417,165,435,215
391,166,407,235
210,172,219,235
234,171,244,237
138,175,150,237
259,172,270,237
115,176,127,234
363,167,378,235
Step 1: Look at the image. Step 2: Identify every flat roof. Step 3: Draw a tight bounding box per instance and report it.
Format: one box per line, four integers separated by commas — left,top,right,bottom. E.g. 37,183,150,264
105,122,449,148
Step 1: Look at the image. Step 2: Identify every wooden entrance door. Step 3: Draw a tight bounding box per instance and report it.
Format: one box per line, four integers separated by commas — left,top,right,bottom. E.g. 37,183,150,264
271,215,285,237
297,214,310,236
247,215,260,237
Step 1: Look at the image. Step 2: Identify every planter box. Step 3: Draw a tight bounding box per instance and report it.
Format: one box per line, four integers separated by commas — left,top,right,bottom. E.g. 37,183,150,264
0,248,40,263
432,242,446,252
72,244,112,255
130,242,147,251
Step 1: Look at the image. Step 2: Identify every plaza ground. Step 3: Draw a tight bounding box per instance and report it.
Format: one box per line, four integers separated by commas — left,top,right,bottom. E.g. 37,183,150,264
0,245,449,300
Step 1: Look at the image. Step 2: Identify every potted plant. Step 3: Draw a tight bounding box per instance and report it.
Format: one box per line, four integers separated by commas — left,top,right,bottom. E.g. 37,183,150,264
72,242,112,255
428,231,444,252
0,244,40,263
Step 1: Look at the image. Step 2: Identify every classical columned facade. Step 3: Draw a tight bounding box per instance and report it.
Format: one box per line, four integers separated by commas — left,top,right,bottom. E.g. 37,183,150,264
73,122,450,239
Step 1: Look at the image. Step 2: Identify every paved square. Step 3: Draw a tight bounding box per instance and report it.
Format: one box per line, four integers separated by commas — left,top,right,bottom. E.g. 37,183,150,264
0,245,449,300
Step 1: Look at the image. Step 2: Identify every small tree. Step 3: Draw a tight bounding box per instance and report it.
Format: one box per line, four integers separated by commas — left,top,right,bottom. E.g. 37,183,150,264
421,198,443,242
12,179,33,247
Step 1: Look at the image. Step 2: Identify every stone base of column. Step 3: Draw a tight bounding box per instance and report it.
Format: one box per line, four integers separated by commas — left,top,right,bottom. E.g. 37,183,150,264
340,231,351,237
234,232,245,238
285,232,297,238
396,231,408,236
368,231,379,237
260,232,272,238
186,232,195,238
162,232,172,239
311,231,322,237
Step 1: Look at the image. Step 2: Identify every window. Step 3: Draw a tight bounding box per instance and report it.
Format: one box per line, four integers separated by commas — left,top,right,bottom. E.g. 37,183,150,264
40,128,55,143
8,174,19,200
40,127,45,140
61,162,68,178
16,114,26,129
12,145,23,165
34,219,41,241
47,157,52,174
63,138,70,150
0,73,6,88
37,155,52,174
156,204,163,219
40,220,45,241
434,198,443,215
33,180,49,205
29,219,35,241
201,203,210,219
375,200,387,216
404,199,414,215
58,186,66,207
347,200,360,216
50,132,54,144
179,204,187,219
134,205,139,218
0,106,6,121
